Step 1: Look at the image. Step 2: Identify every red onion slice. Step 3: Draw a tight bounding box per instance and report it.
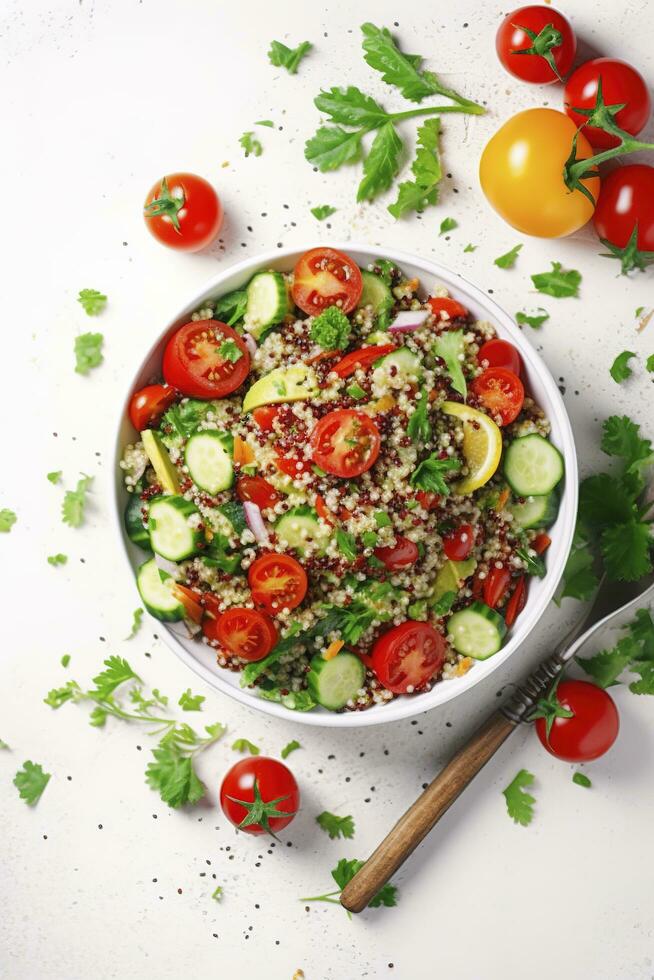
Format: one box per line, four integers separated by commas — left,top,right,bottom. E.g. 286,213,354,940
243,332,258,358
243,501,269,543
388,310,430,333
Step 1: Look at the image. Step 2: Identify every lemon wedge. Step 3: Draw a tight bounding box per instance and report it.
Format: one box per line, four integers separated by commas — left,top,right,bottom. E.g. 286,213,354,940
441,401,502,493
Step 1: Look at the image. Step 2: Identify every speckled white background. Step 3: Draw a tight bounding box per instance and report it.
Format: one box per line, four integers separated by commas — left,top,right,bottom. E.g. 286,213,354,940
2,1,654,977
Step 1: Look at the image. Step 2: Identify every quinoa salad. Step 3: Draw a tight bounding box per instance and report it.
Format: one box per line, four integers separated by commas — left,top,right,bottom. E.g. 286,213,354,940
120,246,565,715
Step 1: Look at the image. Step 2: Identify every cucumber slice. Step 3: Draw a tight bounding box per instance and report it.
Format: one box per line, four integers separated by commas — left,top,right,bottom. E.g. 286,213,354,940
357,269,393,315
148,496,203,561
141,429,180,494
504,435,564,497
508,490,559,529
184,431,234,494
136,558,184,622
244,271,290,339
375,346,423,381
124,492,150,549
275,505,330,556
447,601,507,659
307,651,366,710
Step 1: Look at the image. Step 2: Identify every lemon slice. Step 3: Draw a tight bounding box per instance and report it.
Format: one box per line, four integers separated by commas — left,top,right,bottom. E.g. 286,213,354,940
441,401,502,493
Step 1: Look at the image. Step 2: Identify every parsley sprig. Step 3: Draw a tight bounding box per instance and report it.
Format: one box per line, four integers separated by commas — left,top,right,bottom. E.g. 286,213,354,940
301,857,397,912
14,761,51,806
502,769,536,826
316,811,355,840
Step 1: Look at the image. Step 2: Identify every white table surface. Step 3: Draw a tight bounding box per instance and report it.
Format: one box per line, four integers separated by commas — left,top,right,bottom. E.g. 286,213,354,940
2,1,654,977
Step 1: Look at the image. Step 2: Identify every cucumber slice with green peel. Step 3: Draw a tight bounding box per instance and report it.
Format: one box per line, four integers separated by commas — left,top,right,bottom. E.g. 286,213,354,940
447,601,507,659
307,651,366,710
275,505,330,556
148,495,203,561
124,492,151,549
374,346,424,381
357,269,393,315
504,435,564,497
244,271,290,339
136,558,184,622
184,431,234,494
508,490,559,529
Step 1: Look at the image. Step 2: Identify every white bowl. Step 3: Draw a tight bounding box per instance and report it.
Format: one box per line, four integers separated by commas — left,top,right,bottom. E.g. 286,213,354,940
112,243,577,728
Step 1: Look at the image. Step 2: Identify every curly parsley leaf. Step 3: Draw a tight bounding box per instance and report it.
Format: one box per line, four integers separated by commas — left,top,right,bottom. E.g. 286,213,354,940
610,350,637,384
388,117,441,219
502,769,536,826
516,309,549,329
77,288,107,316
47,553,67,566
410,454,460,494
311,204,337,220
268,38,312,74
531,262,581,298
14,761,51,806
407,387,432,444
178,689,205,712
281,739,301,760
357,121,403,202
47,470,62,485
239,131,262,157
573,772,592,788
74,332,104,374
494,244,522,269
317,811,356,840
61,474,92,528
433,329,466,396
311,306,351,349
0,509,17,533
232,738,260,756
439,216,457,235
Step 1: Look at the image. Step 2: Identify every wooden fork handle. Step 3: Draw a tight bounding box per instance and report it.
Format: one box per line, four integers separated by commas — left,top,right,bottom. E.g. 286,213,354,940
340,710,516,913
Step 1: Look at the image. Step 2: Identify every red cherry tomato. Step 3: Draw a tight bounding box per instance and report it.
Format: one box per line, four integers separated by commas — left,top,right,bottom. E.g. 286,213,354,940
162,321,250,399
478,339,522,377
143,173,223,252
220,757,299,835
427,296,469,321
291,247,363,316
204,607,277,661
534,680,619,762
310,410,381,478
248,553,308,614
416,491,441,511
533,532,552,555
443,524,475,562
565,59,651,150
470,368,524,426
374,535,419,571
593,165,654,273
331,344,397,379
496,6,576,85
274,455,313,479
252,405,280,432
483,565,512,608
314,494,334,525
236,476,281,510
372,621,446,694
504,575,527,628
128,384,177,431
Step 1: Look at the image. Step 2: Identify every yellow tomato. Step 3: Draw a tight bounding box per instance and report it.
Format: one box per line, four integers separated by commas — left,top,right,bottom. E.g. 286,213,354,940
479,108,600,238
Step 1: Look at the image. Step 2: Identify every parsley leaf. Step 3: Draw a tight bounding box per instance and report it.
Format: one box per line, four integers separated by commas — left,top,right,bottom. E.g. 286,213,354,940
268,39,312,74
464,243,477,253
573,772,592,788
602,521,652,581
218,340,243,363
61,654,71,668
516,309,549,329
336,527,358,561
280,740,301,760
531,262,581,298
77,288,107,316
516,546,546,578
433,590,456,615
647,354,654,373
577,634,639,688
305,125,366,172
559,525,599,602
62,474,92,528
316,811,356,840
407,387,432,444
211,885,223,901
388,117,441,219
439,217,457,235
178,688,205,712
213,289,248,327
232,738,260,756
146,743,205,808
0,509,17,533
311,204,337,220
239,132,262,157
47,553,67,566
47,470,62,484
126,607,144,640
302,856,397,909
494,244,522,269
74,332,104,374
14,761,51,806
357,121,403,202
433,329,467,396
256,119,274,127
610,350,636,384
409,454,460,494
161,399,211,439
502,769,536,826
311,306,351,349
92,656,141,699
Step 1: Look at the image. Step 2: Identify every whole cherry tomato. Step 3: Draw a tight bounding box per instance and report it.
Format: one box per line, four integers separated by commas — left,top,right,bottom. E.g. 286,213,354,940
220,757,299,835
143,173,223,251
593,165,654,275
533,680,619,762
565,59,651,149
374,535,419,571
478,339,522,376
496,5,576,84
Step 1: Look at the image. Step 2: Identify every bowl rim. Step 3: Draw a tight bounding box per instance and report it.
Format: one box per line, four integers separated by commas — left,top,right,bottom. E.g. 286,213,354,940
111,241,578,728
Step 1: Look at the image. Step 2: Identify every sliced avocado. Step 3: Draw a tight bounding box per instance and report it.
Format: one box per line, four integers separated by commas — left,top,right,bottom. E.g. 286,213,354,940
141,429,180,494
432,558,477,600
242,364,317,413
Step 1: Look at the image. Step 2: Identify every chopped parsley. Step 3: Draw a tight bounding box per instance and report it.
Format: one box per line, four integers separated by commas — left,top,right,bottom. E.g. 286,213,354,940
316,811,355,839
281,740,301,760
407,387,432,444
47,470,62,484
572,772,592,788
433,330,466,397
516,309,549,329
74,332,104,374
439,216,457,235
610,350,636,383
268,38,312,74
336,527,358,561
232,738,260,756
126,607,144,640
464,243,477,252
531,262,581,298
178,688,206,712
162,399,211,439
516,546,546,578
14,761,51,806
0,509,17,533
311,204,337,220
494,244,522,269
218,339,243,363
239,131,262,157
374,511,392,528
77,288,107,316
502,769,536,826
62,475,93,528
61,654,71,668
211,885,223,902
410,454,460,494
311,305,351,349
47,553,68,566
256,119,274,127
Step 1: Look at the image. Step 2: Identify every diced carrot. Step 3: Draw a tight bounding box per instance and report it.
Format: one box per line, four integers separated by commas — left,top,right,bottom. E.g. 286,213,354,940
315,494,334,526
533,532,552,555
323,640,344,661
496,487,510,511
172,583,204,624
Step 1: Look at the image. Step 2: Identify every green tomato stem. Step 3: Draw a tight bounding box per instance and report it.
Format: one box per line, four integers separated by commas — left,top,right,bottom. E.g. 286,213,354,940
568,136,654,184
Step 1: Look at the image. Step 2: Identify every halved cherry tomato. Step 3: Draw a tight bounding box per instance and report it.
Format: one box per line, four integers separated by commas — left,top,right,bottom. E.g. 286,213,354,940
483,564,512,608
128,384,177,431
495,5,576,85
374,535,419,571
470,368,524,425
252,406,280,432
236,476,280,510
478,339,522,377
332,345,396,379
248,553,308,614
310,410,381,478
372,621,446,694
171,583,204,624
504,575,527,628
443,524,475,562
314,494,334,525
427,296,469,321
274,455,312,479
206,607,278,662
565,59,651,150
143,172,223,252
163,321,250,399
533,532,552,555
416,491,441,511
291,247,363,316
